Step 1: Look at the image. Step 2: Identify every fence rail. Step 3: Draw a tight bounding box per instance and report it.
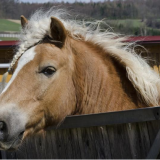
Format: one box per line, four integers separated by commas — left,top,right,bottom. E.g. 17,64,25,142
0,34,20,38
0,63,10,68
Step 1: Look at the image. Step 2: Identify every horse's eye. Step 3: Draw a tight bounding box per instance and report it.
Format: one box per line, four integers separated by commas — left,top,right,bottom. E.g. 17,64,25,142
41,66,56,76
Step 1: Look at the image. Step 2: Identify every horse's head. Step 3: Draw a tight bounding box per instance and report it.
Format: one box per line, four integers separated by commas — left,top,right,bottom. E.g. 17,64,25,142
0,9,160,152
0,16,76,150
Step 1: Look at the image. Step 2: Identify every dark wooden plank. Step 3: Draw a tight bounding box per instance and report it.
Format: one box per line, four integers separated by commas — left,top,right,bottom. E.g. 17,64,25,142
147,128,160,159
91,126,111,159
1,151,6,159
126,123,144,159
57,129,75,158
54,129,68,159
14,139,28,159
24,136,39,159
75,128,86,158
34,132,47,159
5,151,16,159
147,120,160,145
147,120,160,159
70,128,82,158
76,127,98,159
126,122,151,159
137,122,151,158
107,124,132,159
157,151,160,159
39,132,48,159
107,125,123,159
45,130,58,159
85,127,99,158
32,134,43,159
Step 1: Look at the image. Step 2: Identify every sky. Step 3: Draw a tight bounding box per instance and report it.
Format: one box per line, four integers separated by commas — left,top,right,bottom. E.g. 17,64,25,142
20,0,105,3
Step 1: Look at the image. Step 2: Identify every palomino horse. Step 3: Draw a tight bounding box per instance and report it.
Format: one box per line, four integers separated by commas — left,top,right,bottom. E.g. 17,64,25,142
0,9,160,150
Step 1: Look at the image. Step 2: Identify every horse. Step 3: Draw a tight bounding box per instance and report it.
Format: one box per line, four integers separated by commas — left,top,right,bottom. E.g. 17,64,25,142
0,8,159,151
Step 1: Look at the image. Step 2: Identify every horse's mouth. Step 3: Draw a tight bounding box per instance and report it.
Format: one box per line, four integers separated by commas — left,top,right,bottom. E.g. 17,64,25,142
0,131,24,151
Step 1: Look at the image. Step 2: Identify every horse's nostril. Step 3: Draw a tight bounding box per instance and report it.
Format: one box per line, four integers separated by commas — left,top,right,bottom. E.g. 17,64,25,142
0,122,3,130
0,121,8,141
0,121,6,131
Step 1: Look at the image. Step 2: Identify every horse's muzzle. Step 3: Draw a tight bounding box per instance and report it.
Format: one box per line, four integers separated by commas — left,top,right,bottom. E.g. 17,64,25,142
0,120,24,150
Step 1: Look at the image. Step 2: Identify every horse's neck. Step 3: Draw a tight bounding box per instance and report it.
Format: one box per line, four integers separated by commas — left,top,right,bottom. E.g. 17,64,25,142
71,39,146,114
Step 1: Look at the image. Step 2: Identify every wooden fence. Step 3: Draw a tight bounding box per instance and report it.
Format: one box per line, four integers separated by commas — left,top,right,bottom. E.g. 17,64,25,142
0,33,20,38
2,106,160,159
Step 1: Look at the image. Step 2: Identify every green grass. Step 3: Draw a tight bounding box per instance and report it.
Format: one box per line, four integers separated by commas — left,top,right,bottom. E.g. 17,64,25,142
0,37,19,41
106,19,144,28
105,19,160,36
0,19,20,32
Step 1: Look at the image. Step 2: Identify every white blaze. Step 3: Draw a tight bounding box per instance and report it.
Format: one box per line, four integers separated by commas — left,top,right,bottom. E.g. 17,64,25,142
2,46,37,94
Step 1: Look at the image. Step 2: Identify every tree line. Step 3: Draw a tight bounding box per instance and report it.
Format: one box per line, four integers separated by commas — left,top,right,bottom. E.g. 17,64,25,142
0,0,160,35
0,0,159,20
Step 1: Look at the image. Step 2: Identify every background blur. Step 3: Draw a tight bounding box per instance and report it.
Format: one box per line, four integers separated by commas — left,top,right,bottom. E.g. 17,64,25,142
0,0,160,40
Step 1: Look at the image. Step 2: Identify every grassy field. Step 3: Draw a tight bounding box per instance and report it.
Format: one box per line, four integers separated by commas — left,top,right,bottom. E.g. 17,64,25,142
0,19,20,32
0,37,19,41
106,19,144,28
0,18,160,41
0,19,20,40
106,19,160,36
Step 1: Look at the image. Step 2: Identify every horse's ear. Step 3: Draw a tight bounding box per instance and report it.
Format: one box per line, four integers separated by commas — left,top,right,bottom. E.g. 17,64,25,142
50,17,67,47
21,15,28,28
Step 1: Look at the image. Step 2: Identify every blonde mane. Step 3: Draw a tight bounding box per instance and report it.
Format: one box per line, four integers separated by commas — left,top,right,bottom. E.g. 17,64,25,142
10,8,160,106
